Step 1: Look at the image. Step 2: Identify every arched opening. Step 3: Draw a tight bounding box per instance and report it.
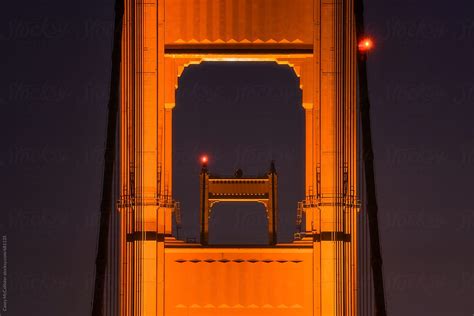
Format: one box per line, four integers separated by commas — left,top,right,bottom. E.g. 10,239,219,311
208,203,269,245
173,61,304,244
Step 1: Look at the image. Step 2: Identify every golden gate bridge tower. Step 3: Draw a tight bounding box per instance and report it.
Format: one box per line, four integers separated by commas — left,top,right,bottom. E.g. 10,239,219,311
91,1,387,316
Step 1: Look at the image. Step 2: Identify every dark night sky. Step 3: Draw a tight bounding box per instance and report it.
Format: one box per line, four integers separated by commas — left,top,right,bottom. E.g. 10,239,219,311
1,0,473,315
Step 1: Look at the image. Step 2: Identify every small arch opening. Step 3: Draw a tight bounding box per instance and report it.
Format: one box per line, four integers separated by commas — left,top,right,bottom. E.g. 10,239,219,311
208,203,269,245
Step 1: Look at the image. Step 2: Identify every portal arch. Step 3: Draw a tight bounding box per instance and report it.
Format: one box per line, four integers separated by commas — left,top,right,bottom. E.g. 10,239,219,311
118,1,359,315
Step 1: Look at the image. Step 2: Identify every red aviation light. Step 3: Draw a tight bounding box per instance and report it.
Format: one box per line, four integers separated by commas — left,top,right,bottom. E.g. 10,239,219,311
358,37,374,53
200,155,209,165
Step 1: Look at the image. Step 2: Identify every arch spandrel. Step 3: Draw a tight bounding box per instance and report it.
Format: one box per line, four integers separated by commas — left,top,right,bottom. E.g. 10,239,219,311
164,55,315,110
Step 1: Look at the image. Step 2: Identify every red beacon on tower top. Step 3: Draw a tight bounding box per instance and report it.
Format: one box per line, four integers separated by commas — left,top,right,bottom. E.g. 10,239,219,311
358,37,374,53
200,155,209,165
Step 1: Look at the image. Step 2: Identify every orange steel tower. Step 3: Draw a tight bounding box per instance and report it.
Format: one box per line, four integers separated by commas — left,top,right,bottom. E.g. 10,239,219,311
118,1,359,315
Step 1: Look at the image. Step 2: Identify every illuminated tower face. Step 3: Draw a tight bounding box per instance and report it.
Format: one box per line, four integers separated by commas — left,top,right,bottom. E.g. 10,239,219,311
119,1,358,315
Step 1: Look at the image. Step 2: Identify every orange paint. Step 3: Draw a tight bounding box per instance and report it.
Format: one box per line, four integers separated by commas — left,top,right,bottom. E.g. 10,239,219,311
118,1,359,315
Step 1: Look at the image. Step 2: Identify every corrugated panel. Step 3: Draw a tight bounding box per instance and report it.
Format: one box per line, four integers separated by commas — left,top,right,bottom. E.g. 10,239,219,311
164,248,313,315
164,0,314,46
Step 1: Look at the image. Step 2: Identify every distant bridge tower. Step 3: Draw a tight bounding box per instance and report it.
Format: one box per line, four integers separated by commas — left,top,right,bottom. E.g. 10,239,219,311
117,1,359,315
